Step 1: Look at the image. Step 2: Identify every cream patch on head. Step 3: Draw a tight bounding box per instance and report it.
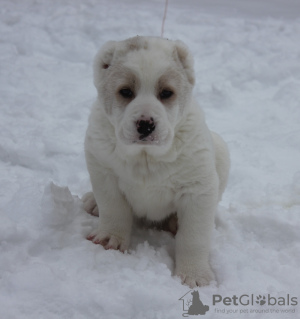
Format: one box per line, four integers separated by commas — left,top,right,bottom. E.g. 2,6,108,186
156,69,182,104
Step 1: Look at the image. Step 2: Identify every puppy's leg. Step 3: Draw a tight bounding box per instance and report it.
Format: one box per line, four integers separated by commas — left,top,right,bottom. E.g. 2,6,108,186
175,192,217,287
82,192,99,216
211,131,230,200
86,165,133,252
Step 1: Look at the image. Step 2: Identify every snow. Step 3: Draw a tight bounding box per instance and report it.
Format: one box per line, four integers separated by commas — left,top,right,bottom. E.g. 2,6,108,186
0,0,300,318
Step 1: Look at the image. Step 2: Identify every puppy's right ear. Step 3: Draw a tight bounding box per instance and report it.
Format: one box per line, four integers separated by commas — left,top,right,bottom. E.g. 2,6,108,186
173,40,195,86
93,41,117,88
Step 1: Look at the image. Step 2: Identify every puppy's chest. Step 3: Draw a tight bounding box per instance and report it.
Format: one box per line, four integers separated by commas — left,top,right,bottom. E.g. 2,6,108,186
117,170,176,221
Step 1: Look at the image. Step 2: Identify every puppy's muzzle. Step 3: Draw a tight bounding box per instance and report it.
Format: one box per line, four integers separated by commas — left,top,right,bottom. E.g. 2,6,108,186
136,117,156,140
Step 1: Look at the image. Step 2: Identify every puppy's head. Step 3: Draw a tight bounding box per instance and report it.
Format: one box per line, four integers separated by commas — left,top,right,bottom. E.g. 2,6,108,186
93,36,195,156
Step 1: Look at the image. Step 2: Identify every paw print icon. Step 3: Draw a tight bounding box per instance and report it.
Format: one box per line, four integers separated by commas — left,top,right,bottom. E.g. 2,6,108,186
256,295,266,306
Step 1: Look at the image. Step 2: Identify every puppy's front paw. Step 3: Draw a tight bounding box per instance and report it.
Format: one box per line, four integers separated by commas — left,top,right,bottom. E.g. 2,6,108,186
82,192,99,216
87,229,129,252
176,264,215,288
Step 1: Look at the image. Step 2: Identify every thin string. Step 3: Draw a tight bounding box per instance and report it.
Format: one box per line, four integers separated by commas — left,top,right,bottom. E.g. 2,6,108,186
161,0,169,38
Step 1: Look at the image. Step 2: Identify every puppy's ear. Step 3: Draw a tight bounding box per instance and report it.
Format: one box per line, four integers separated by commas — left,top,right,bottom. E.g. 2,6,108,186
173,40,195,86
93,41,117,88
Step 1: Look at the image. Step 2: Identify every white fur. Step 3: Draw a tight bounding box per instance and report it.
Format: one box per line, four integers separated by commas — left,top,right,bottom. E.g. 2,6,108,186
84,36,230,287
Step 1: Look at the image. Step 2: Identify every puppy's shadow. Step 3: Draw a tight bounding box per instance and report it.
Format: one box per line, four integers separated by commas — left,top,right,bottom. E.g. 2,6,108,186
130,220,176,271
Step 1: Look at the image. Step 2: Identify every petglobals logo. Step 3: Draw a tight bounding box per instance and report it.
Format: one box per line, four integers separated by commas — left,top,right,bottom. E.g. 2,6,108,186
213,294,298,307
179,290,210,317
212,293,298,316
178,291,298,317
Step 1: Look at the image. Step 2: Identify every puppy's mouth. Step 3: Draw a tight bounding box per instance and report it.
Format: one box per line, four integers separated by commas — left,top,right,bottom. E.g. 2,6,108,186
133,134,160,145
119,130,162,146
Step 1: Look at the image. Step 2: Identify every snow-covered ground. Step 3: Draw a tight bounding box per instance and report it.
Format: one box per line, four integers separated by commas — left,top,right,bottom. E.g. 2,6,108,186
0,0,300,318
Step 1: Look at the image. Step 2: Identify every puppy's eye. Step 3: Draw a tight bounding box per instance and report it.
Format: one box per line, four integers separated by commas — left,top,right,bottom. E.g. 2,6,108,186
119,88,134,99
159,90,173,100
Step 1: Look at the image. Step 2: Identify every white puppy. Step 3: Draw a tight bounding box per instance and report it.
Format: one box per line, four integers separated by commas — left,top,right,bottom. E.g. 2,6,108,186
83,36,230,287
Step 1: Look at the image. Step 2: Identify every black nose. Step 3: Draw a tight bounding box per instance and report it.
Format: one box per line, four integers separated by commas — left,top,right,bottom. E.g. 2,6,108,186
136,117,156,140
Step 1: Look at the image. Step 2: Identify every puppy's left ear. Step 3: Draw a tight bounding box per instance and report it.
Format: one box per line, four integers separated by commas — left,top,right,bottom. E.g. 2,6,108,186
173,40,195,86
